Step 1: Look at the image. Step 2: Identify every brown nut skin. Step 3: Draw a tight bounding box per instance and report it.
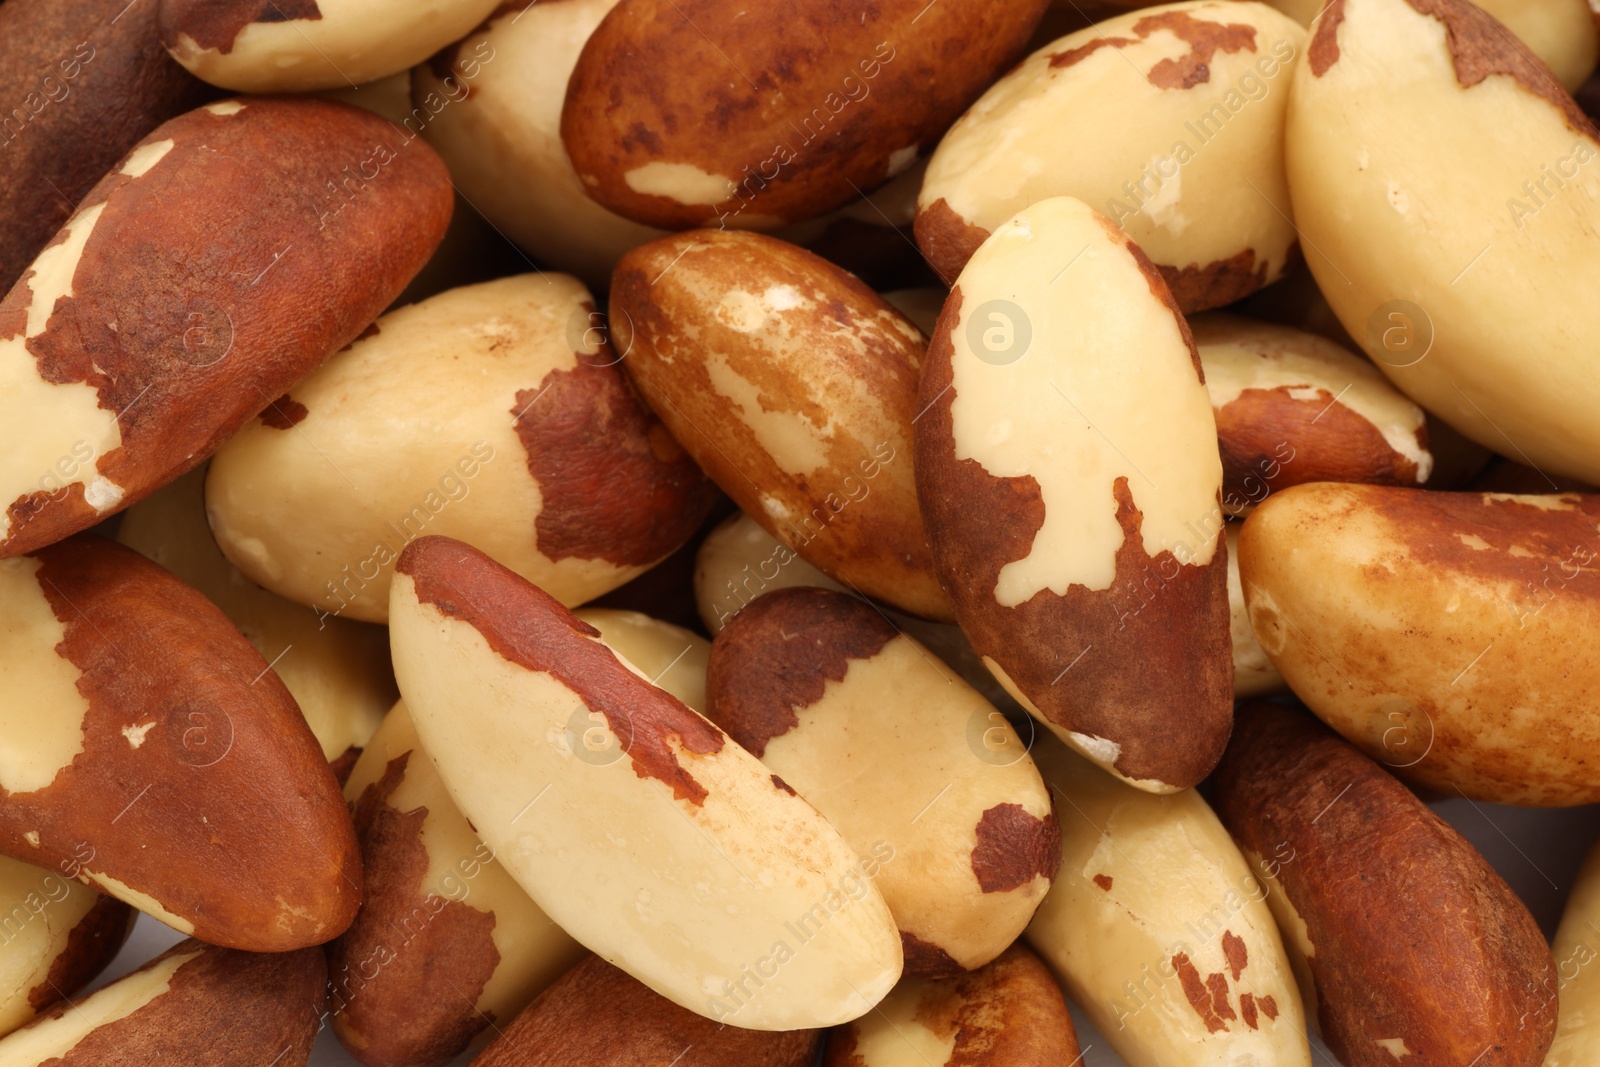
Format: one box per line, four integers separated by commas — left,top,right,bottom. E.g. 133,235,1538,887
0,938,326,1064
560,0,1049,229
0,0,214,293
823,943,1079,1067
611,230,952,621
1211,703,1556,1067
0,535,362,951
471,955,821,1067
0,95,453,559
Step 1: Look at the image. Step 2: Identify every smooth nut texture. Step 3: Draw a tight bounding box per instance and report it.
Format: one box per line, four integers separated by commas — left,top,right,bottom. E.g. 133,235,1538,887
1025,729,1310,1067
917,1,1305,310
0,856,132,1038
1225,522,1283,698
117,467,394,777
1545,837,1600,1065
472,955,821,1067
561,0,1049,228
0,96,453,559
159,0,503,92
707,588,1059,976
0,535,361,951
1212,703,1556,1067
388,535,903,1030
329,701,584,1067
823,943,1080,1066
0,0,212,293
206,273,714,624
1287,0,1600,485
1239,483,1600,805
1192,312,1432,515
574,608,711,713
612,230,951,621
0,938,325,1065
915,196,1231,792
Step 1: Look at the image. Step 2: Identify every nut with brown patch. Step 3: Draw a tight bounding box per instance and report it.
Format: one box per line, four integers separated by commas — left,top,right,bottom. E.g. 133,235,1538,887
706,588,1058,977
1212,703,1556,1067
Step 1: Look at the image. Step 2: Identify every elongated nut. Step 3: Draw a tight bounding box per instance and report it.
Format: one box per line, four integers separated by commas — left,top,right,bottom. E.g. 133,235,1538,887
388,535,902,1030
472,955,821,1067
574,609,711,713
0,535,360,951
707,588,1059,976
0,856,132,1038
206,273,714,624
1212,702,1556,1067
1239,483,1600,805
824,943,1078,1066
1545,837,1600,1065
1226,523,1283,698
0,938,325,1065
915,195,1231,792
612,231,951,621
1025,729,1310,1067
0,96,452,558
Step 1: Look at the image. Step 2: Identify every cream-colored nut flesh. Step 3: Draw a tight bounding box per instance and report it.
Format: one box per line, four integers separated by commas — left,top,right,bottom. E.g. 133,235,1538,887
1546,837,1600,1065
1226,524,1284,698
162,0,504,92
918,1,1305,310
0,856,127,1037
1024,731,1310,1067
117,468,393,766
575,609,710,714
1192,313,1431,515
1287,0,1600,484
206,273,708,624
0,557,90,795
695,512,847,635
414,0,665,290
1239,482,1600,806
0,948,199,1062
389,537,902,1030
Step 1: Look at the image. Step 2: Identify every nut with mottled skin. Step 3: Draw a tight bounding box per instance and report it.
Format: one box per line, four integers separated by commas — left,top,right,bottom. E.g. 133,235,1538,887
1192,313,1432,515
0,938,326,1065
612,231,952,621
1544,835,1600,1065
823,943,1079,1066
1240,482,1600,806
575,608,711,713
388,535,903,1030
1025,729,1310,1067
560,0,1049,228
206,273,715,624
707,588,1058,977
159,0,503,92
0,96,453,559
0,856,132,1039
1287,0,1600,485
917,1,1305,310
915,196,1232,792
472,955,822,1066
0,535,361,951
1212,703,1556,1067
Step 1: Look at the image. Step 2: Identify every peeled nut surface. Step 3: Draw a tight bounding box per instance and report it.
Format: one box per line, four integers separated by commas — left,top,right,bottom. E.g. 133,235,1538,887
159,0,503,92
575,608,711,713
1213,703,1556,1067
1240,482,1600,806
707,588,1059,976
388,535,903,1030
206,273,714,624
918,1,1305,310
0,535,360,951
1545,836,1600,1065
1286,0,1600,485
612,230,951,621
0,96,452,558
915,195,1231,792
1026,730,1310,1067
1225,523,1283,698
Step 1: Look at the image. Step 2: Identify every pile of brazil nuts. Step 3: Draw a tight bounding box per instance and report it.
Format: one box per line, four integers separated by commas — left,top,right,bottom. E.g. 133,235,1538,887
6,0,1600,1064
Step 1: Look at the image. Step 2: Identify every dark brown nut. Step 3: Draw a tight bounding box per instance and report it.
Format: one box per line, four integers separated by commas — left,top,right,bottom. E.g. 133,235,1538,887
1212,703,1556,1067
0,938,326,1064
471,955,821,1066
0,535,361,951
612,230,953,621
706,588,1058,976
560,0,1050,228
0,96,452,559
823,944,1079,1066
0,856,133,1038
